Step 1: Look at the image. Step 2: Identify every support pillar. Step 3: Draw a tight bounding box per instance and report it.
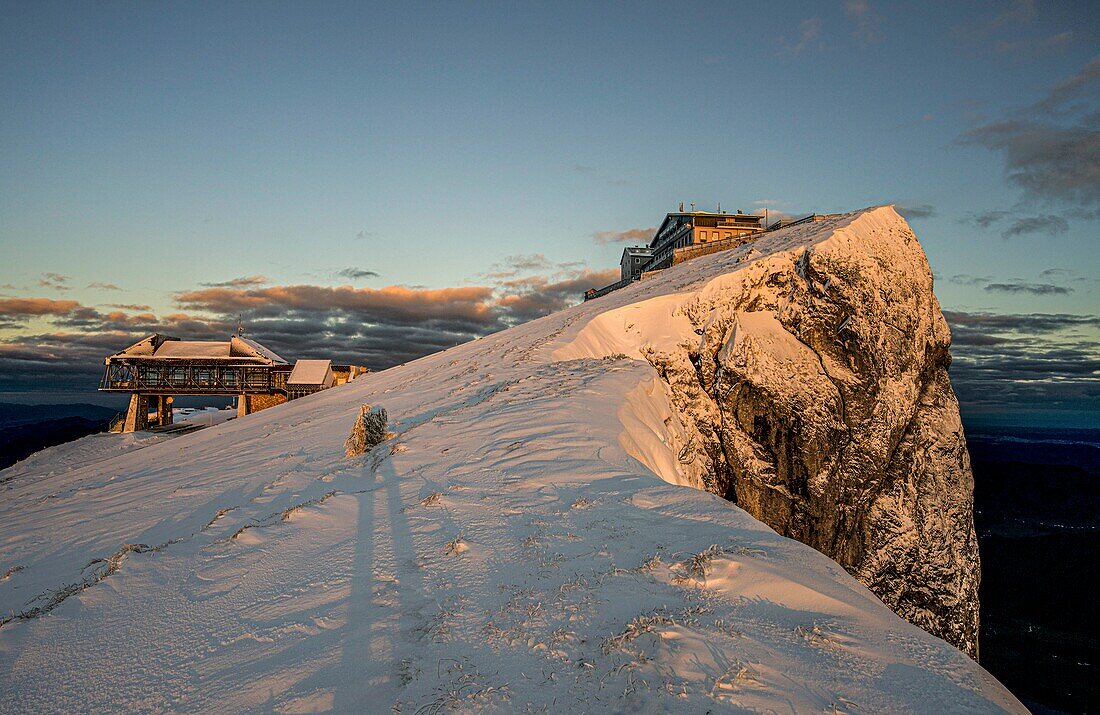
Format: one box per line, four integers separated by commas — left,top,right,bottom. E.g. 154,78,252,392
237,394,250,418
155,396,173,426
123,394,149,433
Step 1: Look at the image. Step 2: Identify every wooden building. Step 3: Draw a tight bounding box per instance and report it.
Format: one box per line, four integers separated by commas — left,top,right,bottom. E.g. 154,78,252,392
286,359,335,399
100,334,368,432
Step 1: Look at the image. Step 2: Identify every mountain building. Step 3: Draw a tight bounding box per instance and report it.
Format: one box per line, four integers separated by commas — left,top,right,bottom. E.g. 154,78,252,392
100,334,365,431
286,359,335,399
620,246,654,282
644,209,764,272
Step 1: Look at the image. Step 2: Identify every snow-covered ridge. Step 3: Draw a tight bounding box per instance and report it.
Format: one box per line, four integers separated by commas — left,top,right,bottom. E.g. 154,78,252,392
0,207,1022,712
556,206,981,658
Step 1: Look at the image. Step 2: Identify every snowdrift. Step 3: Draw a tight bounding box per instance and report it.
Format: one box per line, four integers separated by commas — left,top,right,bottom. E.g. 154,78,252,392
0,208,1023,713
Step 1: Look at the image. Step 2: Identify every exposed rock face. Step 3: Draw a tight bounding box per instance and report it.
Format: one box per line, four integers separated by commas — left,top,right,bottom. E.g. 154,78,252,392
565,207,981,656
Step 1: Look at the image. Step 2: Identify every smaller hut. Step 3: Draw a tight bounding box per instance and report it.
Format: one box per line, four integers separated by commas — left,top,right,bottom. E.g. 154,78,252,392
286,359,335,399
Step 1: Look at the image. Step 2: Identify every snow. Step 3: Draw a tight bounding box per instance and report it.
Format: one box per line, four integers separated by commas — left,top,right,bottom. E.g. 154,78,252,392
288,359,334,386
175,407,236,427
234,335,289,365
0,207,1024,713
151,340,234,358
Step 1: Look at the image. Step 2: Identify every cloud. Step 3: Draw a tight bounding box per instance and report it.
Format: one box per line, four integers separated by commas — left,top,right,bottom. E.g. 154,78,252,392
943,308,1100,415
1000,214,1070,237
592,228,655,245
88,282,122,291
0,255,627,391
780,18,822,56
38,273,71,291
335,267,380,280
495,269,619,323
2,273,1096,424
0,297,83,318
502,254,553,272
106,303,152,311
895,203,935,220
948,274,991,287
199,275,270,288
984,281,1072,295
962,208,1071,239
949,273,1075,295
482,255,586,281
751,202,803,225
962,120,1100,207
175,284,499,327
960,56,1100,219
944,310,1099,334
1032,55,1100,114
963,210,1011,229
843,1,882,45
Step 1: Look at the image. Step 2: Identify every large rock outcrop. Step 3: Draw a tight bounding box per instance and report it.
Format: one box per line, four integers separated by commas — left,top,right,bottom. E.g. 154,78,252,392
560,207,981,657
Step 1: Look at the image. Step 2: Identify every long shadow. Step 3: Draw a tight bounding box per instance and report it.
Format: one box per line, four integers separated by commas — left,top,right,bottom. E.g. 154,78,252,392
331,468,377,712
332,449,429,711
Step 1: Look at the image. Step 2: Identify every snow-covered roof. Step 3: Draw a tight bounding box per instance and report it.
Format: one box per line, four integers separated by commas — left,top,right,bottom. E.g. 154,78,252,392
287,359,332,385
112,334,160,357
106,333,287,364
153,341,232,359
232,336,288,365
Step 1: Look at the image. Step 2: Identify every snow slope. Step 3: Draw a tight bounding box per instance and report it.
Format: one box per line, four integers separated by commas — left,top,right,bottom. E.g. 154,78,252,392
0,208,1024,713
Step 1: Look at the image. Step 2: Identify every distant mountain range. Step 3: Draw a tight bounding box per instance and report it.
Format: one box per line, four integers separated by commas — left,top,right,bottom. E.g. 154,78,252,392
0,402,121,470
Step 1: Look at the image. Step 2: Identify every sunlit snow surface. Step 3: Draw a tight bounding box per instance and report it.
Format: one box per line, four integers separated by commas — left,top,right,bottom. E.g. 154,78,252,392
0,208,1024,713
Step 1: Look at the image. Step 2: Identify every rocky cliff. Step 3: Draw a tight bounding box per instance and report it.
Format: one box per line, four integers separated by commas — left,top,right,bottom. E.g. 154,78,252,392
558,206,981,657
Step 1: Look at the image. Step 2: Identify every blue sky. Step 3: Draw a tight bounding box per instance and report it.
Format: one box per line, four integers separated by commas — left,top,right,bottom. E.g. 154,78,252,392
1,1,1097,425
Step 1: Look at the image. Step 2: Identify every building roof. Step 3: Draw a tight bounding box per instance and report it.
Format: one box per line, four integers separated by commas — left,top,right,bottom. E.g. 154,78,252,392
287,359,333,386
650,210,764,249
665,211,764,220
106,333,288,365
233,336,287,364
154,341,231,358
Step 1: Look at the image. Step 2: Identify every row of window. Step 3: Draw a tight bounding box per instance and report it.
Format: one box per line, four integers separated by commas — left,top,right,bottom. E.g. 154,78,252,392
697,230,737,242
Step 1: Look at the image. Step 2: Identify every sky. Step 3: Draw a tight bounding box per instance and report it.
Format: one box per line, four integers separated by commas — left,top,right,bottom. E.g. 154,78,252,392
1,1,1097,426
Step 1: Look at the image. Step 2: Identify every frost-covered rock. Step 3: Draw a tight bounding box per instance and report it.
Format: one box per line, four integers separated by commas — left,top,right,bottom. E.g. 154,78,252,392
344,404,388,457
560,206,981,656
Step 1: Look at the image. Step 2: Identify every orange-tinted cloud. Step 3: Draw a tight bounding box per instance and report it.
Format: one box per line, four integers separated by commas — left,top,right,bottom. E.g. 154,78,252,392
0,297,83,316
175,284,499,325
592,228,655,245
199,275,270,288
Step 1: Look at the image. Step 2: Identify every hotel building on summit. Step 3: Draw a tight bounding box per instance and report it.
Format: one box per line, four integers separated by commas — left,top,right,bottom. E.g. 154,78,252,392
636,209,764,273
588,205,773,301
